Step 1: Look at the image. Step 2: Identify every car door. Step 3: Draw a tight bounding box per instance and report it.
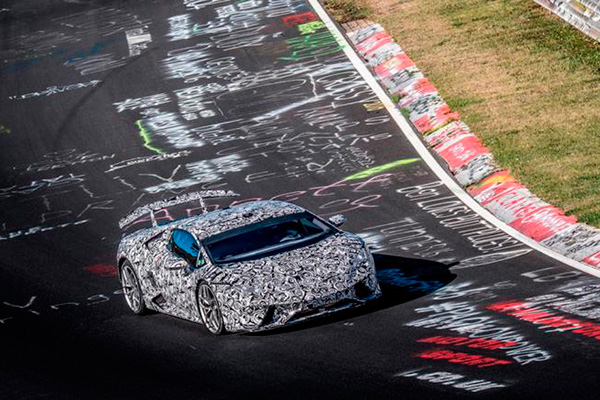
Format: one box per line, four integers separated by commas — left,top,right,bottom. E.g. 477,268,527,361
157,228,203,317
137,229,171,304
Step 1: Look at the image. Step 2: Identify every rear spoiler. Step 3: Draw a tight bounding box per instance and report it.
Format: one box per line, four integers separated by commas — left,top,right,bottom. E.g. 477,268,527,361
118,190,239,230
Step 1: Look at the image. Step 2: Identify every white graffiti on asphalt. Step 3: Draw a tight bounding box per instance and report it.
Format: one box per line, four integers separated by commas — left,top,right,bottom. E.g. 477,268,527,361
143,155,250,193
407,282,552,365
126,27,153,57
395,370,508,393
9,80,101,100
105,150,193,173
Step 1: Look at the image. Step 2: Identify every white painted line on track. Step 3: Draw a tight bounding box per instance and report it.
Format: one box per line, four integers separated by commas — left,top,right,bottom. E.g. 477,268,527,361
308,0,600,279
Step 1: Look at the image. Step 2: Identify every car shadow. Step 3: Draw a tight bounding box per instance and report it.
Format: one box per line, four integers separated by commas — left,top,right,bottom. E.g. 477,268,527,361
247,253,457,336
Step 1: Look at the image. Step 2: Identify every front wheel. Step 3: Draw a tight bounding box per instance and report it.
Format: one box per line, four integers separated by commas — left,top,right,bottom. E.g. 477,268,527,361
197,283,224,335
121,261,146,315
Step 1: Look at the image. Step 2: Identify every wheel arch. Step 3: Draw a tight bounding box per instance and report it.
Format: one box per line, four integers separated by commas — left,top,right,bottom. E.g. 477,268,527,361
195,279,209,315
117,257,129,280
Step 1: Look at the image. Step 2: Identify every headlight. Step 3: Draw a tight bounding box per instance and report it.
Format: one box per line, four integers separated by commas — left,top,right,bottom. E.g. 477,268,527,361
350,246,374,279
355,248,368,267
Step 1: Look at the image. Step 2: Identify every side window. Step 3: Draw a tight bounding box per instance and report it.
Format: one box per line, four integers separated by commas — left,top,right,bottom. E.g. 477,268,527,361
168,229,203,267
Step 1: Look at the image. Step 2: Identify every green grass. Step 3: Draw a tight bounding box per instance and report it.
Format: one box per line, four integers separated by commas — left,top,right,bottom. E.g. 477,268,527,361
390,93,401,103
445,96,484,109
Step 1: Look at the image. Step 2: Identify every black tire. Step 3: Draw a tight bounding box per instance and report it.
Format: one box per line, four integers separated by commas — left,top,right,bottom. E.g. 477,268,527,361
120,261,147,315
197,283,224,335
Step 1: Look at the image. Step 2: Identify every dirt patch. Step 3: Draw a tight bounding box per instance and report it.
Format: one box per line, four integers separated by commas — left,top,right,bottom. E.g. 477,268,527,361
323,0,371,23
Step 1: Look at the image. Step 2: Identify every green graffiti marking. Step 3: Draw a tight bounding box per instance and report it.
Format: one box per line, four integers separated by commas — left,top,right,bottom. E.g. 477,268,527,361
0,125,10,134
345,158,421,180
280,31,345,61
136,120,164,155
298,21,326,35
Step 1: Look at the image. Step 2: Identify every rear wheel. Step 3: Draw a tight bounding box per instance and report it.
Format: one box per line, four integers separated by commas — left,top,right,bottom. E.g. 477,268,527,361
198,283,224,335
121,261,146,315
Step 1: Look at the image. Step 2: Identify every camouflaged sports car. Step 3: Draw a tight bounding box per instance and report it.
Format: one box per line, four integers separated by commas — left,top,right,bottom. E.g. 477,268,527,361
116,191,381,334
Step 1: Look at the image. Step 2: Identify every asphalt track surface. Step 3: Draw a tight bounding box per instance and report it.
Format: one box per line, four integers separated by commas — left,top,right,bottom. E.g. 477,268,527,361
1,1,599,399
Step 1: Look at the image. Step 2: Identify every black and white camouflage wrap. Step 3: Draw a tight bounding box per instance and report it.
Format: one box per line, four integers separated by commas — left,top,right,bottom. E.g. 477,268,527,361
116,200,381,333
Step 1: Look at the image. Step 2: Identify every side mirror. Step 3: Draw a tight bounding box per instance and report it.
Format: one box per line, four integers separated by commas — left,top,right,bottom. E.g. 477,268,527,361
328,214,347,227
196,256,206,268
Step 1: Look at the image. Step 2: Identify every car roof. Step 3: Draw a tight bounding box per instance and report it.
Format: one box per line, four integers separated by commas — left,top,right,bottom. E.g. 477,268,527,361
178,200,306,240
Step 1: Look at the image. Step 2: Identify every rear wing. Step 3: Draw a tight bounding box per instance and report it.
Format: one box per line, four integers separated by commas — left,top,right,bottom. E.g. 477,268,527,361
118,190,239,230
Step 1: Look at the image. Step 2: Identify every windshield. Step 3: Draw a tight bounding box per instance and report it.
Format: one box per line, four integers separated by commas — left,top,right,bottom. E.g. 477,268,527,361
204,212,333,264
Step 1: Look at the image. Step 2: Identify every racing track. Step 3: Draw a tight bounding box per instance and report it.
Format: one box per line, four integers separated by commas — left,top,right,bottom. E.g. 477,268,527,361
0,0,599,398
